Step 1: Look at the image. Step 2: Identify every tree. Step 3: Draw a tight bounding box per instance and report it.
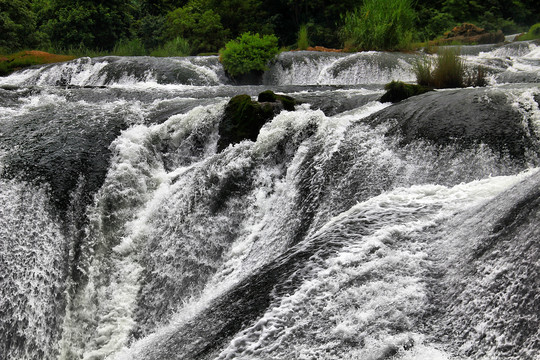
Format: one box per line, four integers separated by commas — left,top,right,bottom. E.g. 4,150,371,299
0,0,45,51
165,0,227,54
42,0,134,50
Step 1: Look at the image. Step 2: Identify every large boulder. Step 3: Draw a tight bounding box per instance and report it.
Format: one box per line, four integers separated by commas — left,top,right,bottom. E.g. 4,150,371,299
368,87,540,159
217,91,298,151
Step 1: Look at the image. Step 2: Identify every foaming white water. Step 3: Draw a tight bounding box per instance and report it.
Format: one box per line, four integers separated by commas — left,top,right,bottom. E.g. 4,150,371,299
215,170,536,360
0,56,226,87
58,103,225,359
266,51,416,85
0,179,67,360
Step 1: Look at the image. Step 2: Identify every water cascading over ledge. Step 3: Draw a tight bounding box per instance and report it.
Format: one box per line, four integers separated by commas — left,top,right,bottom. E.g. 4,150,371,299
0,42,539,360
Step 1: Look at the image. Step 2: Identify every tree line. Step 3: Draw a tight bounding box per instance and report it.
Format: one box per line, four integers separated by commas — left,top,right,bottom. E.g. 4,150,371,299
1,0,539,55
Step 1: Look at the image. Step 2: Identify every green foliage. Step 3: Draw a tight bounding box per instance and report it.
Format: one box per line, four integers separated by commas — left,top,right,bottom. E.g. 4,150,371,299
297,24,310,50
414,56,433,86
414,47,487,88
135,14,166,51
219,32,279,77
0,50,74,76
433,47,464,88
340,0,416,51
516,23,540,41
165,0,227,54
41,0,134,51
416,8,456,40
0,0,46,51
150,37,191,57
112,38,146,56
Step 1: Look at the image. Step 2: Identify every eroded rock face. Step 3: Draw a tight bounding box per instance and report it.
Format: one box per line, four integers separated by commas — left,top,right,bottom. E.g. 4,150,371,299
367,87,540,159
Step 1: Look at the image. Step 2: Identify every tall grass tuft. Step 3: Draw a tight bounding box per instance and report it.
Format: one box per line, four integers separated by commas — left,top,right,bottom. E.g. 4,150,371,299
414,56,433,86
414,47,487,88
340,0,416,51
112,38,146,56
297,24,309,50
150,37,191,57
433,47,464,88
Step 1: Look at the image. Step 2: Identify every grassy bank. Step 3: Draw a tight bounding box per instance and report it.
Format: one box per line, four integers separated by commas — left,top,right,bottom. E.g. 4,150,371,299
0,51,75,76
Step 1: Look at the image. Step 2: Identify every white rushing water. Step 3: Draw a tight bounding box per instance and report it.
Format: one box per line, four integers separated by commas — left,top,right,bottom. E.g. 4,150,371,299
1,42,539,360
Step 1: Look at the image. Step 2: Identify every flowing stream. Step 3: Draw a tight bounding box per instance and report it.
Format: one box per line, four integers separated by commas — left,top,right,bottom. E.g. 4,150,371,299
1,41,539,360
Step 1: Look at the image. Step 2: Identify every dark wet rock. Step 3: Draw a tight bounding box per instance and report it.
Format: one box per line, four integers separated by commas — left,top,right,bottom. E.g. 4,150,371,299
226,69,264,85
495,71,540,84
380,81,433,103
217,91,298,151
0,106,127,213
368,87,539,159
257,90,298,111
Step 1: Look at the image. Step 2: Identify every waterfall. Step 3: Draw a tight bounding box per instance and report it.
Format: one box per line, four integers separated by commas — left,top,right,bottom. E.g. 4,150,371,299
1,43,539,360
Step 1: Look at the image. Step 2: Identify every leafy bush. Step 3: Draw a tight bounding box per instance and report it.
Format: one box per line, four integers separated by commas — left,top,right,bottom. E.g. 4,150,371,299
297,24,309,50
414,47,487,88
340,0,416,51
219,32,279,77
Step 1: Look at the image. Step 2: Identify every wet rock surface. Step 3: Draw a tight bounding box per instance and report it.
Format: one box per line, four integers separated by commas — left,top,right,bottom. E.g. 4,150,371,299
368,87,540,159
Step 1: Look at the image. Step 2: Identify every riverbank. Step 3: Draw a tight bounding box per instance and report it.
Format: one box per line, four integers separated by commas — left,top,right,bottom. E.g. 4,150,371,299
0,51,75,76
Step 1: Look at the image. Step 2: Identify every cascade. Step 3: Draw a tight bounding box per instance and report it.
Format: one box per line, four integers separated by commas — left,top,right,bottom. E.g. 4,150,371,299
0,41,539,360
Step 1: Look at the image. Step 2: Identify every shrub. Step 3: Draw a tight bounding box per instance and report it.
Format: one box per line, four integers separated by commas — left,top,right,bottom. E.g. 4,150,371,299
339,0,416,51
219,33,279,77
297,24,309,50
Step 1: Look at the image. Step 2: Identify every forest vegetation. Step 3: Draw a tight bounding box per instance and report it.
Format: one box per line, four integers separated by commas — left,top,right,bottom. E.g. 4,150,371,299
1,0,539,75
2,0,539,54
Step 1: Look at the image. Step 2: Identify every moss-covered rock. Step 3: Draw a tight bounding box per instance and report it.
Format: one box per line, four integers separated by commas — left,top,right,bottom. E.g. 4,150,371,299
217,91,299,151
380,81,433,103
257,90,298,111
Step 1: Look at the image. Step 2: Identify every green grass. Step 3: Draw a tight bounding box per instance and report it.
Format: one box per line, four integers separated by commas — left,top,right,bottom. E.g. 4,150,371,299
414,47,487,88
340,0,415,51
111,38,146,56
150,37,191,57
516,23,540,41
297,25,310,50
0,51,75,76
433,47,464,88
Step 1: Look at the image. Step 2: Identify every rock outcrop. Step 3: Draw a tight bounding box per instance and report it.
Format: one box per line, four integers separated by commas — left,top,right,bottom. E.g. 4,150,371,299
439,23,505,45
368,87,539,159
217,91,298,151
